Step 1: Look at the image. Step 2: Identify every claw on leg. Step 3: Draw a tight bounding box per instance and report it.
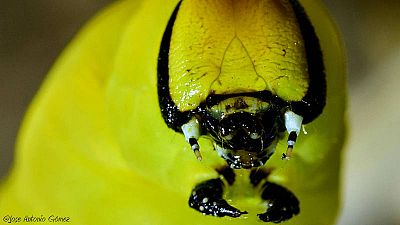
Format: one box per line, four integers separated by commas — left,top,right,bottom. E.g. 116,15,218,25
189,179,247,217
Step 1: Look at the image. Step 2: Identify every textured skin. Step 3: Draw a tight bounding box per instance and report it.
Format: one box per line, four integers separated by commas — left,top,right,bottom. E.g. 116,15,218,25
169,0,309,111
0,1,346,225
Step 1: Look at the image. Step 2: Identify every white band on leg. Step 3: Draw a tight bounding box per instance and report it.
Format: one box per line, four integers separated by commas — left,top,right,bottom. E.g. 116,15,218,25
284,111,303,135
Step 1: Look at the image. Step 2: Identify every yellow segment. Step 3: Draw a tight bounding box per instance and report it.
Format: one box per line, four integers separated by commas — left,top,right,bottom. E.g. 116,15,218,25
0,0,346,225
169,0,309,111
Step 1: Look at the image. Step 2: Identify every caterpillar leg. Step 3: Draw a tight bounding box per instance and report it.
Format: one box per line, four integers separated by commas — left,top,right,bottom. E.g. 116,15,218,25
250,169,299,223
188,167,247,218
257,182,300,223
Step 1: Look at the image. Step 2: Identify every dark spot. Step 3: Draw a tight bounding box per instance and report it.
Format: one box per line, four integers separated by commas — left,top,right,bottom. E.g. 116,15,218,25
216,166,235,185
194,72,208,82
250,168,271,187
233,98,248,109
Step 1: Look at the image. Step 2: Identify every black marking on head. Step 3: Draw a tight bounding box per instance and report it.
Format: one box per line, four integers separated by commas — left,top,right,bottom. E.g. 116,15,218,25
233,97,248,110
204,109,284,151
289,0,327,124
157,0,190,131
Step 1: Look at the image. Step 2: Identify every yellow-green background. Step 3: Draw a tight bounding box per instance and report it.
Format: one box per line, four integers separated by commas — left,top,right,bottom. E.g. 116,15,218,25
0,0,399,225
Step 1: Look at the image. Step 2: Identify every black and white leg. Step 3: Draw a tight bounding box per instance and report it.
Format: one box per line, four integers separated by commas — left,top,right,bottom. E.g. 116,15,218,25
182,117,202,160
282,111,303,160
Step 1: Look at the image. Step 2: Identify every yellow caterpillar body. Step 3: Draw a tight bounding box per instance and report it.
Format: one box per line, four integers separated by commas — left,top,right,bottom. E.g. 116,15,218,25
0,1,346,224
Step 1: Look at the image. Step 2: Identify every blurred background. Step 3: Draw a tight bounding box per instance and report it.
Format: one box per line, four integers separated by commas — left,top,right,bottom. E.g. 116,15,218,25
0,0,399,224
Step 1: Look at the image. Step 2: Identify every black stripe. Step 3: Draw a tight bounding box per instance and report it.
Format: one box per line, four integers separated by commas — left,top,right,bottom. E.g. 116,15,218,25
288,131,297,142
289,0,327,124
157,0,190,131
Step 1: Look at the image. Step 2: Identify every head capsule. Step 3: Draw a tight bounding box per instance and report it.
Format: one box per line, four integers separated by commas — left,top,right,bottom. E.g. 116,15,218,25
202,96,285,169
180,96,304,168
180,94,305,168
